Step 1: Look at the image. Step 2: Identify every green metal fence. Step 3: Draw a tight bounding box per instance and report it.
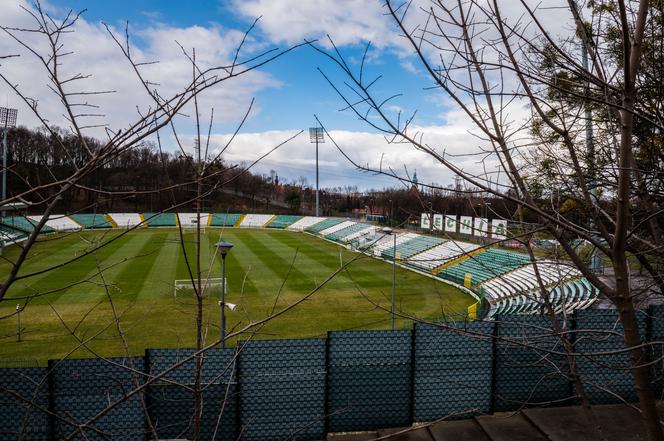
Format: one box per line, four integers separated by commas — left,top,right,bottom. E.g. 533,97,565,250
1,308,663,440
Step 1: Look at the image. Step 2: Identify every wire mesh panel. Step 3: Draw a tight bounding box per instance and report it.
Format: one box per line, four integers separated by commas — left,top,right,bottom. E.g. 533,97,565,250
0,367,49,441
575,309,648,404
146,348,237,441
413,321,494,421
51,357,146,440
494,315,573,411
327,330,412,432
648,305,664,398
239,339,326,441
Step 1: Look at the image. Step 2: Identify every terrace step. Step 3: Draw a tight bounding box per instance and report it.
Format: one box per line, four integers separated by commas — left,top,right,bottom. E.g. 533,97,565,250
432,247,486,275
234,213,246,227
104,214,118,228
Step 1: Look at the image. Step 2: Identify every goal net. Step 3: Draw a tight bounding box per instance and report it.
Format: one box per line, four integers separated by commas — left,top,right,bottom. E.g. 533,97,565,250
174,277,225,297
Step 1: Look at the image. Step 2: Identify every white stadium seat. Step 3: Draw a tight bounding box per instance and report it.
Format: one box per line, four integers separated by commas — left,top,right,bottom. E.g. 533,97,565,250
27,215,82,232
407,240,480,272
287,216,328,231
108,213,143,228
177,212,211,227
342,225,375,241
240,214,274,228
370,232,419,256
318,220,356,236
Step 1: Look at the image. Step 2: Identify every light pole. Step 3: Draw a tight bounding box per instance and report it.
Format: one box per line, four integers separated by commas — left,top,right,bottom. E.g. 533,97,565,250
427,202,433,233
0,107,18,219
16,304,21,342
216,241,234,348
484,202,491,243
309,127,324,216
383,227,396,330
389,199,393,228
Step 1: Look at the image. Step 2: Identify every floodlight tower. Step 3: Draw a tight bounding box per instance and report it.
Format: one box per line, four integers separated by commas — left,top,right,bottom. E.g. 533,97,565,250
309,127,324,217
572,0,595,193
0,107,17,218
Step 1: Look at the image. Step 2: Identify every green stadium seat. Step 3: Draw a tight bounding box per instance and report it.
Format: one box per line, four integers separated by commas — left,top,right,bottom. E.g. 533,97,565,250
210,213,241,227
143,212,177,227
267,215,302,229
70,214,111,229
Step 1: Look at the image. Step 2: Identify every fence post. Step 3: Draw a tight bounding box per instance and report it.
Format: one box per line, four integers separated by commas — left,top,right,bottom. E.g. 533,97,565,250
646,305,654,367
47,359,56,441
324,331,331,435
489,319,498,414
409,327,416,424
143,349,151,441
571,310,579,404
234,344,243,440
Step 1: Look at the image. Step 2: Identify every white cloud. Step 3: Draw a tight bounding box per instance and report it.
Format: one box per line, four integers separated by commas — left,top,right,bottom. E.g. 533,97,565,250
231,0,399,50
0,1,279,138
200,108,503,190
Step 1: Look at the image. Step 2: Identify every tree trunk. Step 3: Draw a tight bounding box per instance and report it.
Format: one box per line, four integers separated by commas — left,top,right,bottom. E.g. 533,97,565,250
614,262,663,441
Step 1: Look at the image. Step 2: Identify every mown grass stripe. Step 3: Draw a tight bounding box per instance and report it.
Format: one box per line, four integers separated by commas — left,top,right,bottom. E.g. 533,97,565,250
219,230,286,294
10,232,134,304
54,232,153,304
231,230,315,292
136,231,182,300
3,234,96,300
114,231,173,300
269,230,397,288
216,239,258,296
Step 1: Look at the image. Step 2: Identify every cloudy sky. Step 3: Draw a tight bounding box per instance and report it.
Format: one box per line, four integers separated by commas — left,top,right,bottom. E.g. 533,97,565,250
0,0,575,190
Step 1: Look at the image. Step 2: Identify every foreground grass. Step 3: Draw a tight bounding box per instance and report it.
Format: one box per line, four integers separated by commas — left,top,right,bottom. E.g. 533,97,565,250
0,228,472,364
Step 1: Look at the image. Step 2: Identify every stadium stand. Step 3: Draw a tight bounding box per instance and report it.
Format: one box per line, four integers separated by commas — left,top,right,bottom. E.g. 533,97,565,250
326,223,374,243
0,216,48,234
266,215,302,229
240,214,274,228
70,214,111,229
438,248,530,286
382,234,445,261
305,218,345,234
108,213,143,229
210,213,241,227
406,240,481,273
318,220,356,237
482,261,581,298
27,215,81,232
286,216,327,231
143,212,177,227
481,260,597,316
0,210,598,317
490,276,598,316
369,232,418,256
0,220,27,243
177,212,211,227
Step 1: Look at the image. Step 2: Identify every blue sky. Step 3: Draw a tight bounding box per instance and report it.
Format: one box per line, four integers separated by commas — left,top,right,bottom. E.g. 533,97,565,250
1,0,490,190
51,0,444,132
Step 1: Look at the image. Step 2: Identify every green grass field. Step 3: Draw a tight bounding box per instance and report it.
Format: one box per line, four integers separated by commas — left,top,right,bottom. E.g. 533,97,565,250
0,228,472,364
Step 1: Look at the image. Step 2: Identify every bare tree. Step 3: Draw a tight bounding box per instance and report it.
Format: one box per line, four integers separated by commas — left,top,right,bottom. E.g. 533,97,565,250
0,3,308,439
311,0,663,438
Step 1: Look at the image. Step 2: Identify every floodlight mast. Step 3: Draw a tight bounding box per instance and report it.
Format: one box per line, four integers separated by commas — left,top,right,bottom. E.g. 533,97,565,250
309,127,324,217
0,107,17,219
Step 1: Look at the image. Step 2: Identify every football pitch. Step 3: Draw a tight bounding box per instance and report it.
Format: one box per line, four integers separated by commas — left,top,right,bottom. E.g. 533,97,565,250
0,228,473,363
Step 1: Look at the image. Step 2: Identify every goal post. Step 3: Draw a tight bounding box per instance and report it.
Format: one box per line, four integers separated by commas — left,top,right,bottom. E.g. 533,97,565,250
181,216,206,234
174,277,226,297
